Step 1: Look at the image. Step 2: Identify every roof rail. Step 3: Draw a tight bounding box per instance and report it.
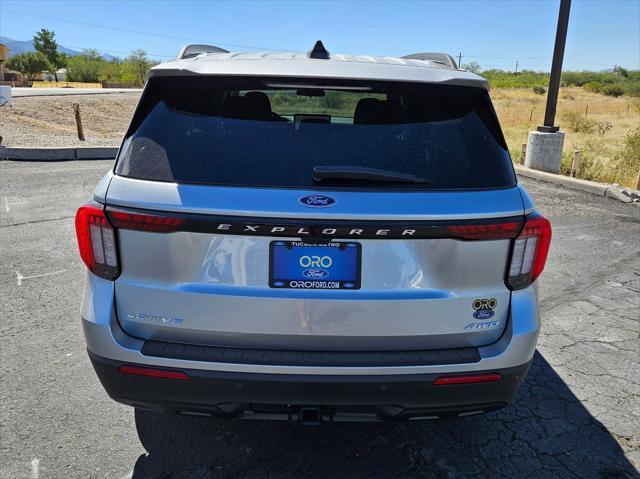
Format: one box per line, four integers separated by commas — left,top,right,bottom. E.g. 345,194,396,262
401,52,458,69
177,44,229,60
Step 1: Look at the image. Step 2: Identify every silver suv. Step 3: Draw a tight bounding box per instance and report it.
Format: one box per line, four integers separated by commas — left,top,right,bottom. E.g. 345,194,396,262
77,42,551,423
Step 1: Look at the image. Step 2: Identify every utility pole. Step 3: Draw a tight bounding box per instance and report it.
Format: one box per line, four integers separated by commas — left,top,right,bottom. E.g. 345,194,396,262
526,0,572,175
515,60,519,74
539,0,572,132
457,52,462,68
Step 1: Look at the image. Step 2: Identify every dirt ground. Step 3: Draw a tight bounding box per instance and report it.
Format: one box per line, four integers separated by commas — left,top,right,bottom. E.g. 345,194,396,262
0,92,140,148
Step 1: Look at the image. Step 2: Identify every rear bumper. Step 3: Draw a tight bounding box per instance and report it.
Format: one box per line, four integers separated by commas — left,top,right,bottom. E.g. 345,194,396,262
81,273,540,419
89,350,532,420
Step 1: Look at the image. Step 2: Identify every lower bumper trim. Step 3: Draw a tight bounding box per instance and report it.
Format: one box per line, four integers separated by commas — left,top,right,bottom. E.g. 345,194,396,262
141,339,480,367
89,350,532,420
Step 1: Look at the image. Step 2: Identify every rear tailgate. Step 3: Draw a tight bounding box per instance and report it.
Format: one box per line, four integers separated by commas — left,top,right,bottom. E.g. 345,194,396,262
106,177,524,351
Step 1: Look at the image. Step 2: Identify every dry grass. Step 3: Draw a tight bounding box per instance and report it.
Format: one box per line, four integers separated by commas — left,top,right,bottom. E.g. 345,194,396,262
493,87,640,188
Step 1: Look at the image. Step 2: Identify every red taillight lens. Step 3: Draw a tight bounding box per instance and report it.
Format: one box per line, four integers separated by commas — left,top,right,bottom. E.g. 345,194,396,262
506,213,552,290
446,221,523,240
118,365,190,381
107,209,185,233
433,373,502,385
75,204,119,280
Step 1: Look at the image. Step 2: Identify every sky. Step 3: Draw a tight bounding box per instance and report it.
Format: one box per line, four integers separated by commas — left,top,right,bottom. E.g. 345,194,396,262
1,0,639,71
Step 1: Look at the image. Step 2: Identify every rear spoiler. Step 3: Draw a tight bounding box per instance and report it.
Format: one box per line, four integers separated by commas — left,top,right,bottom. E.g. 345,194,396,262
177,44,229,60
402,52,458,70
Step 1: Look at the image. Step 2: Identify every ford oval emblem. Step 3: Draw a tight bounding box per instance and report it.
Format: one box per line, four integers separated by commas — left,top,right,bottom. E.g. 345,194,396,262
299,195,336,208
302,269,329,279
473,310,495,320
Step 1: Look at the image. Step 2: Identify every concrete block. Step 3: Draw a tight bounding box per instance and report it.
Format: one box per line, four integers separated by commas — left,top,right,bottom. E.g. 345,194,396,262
604,187,634,203
525,131,565,174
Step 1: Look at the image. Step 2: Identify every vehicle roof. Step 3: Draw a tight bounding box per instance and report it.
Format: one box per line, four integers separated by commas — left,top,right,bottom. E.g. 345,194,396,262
148,51,489,90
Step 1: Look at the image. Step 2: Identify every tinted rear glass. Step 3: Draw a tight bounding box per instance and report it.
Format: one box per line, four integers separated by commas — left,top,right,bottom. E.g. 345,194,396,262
116,76,515,190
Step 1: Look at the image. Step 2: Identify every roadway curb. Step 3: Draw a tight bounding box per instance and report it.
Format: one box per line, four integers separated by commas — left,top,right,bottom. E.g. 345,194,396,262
0,146,118,161
514,165,639,204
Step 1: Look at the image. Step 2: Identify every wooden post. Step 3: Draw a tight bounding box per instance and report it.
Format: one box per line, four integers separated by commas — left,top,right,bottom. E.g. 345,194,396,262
635,169,640,191
529,108,534,124
73,103,85,141
571,150,581,177
584,104,588,118
520,143,527,165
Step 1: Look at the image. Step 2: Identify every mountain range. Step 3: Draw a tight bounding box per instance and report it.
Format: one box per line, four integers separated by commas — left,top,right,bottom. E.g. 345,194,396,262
0,36,115,61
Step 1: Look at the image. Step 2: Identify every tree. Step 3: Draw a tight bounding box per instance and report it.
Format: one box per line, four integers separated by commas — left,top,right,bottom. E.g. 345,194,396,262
6,52,51,81
99,58,123,82
33,29,62,80
614,66,629,79
65,49,106,82
462,61,482,73
121,49,156,86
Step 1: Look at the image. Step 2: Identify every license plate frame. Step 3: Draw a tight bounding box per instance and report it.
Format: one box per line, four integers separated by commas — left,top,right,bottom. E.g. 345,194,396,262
269,241,361,290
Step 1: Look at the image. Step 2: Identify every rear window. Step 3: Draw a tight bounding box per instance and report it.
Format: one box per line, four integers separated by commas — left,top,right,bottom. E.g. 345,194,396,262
116,76,516,190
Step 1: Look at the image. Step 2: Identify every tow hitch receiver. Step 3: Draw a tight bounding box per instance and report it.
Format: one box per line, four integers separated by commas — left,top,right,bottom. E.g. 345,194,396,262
298,407,323,426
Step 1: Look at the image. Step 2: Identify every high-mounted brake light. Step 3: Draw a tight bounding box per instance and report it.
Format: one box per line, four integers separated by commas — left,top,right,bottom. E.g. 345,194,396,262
75,204,119,280
506,213,551,290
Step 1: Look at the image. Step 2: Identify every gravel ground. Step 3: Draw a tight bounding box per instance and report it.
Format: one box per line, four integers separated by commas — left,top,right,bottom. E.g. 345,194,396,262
0,93,140,147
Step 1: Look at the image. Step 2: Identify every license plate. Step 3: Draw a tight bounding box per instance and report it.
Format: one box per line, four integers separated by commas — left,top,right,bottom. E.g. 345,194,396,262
269,241,361,290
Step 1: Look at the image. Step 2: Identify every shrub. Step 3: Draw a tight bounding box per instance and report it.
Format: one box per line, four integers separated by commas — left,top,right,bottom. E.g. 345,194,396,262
562,111,595,133
532,86,546,95
602,84,624,97
559,150,600,181
611,128,640,186
623,82,640,98
595,120,613,136
583,81,602,93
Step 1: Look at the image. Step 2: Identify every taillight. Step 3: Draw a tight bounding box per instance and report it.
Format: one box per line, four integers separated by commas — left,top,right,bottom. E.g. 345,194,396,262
506,213,551,290
75,204,119,280
446,221,522,240
107,209,185,233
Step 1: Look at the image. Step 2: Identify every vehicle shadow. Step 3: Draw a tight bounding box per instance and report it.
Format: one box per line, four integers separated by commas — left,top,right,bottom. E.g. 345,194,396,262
131,352,638,478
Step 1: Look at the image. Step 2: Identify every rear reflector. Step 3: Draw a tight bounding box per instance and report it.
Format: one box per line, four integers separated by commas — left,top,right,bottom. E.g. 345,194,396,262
507,213,552,290
118,365,190,381
75,204,119,280
433,373,502,385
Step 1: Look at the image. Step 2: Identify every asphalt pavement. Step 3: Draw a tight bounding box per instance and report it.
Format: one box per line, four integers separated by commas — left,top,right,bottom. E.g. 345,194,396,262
0,160,638,479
